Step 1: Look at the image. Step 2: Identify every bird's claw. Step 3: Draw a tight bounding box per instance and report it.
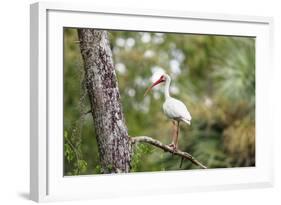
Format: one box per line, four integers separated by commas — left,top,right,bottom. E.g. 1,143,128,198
168,143,177,152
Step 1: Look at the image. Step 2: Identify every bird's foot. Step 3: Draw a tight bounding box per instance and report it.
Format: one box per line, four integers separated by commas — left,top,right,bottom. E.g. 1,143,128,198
168,143,177,152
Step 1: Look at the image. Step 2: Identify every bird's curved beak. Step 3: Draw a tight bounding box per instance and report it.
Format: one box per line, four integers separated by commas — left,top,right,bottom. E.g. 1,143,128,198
144,77,165,96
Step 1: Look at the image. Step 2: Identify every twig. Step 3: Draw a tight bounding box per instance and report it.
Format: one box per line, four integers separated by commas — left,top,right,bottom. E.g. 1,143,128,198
83,109,92,115
130,136,207,169
179,157,184,168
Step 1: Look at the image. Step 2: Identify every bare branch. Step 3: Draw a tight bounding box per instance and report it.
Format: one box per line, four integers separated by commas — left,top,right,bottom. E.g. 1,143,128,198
130,136,207,169
83,109,92,115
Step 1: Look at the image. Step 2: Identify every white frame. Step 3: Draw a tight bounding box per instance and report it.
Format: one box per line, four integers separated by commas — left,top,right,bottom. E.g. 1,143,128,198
30,2,274,202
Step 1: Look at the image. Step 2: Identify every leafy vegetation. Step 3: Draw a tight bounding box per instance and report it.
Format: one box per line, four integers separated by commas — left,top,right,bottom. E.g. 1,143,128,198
63,28,255,175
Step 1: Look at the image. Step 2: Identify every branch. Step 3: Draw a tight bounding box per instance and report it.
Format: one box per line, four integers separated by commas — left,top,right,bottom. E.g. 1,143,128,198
130,136,207,169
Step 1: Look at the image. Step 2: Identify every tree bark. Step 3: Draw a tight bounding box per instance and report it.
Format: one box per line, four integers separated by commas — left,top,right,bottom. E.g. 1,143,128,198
78,29,131,173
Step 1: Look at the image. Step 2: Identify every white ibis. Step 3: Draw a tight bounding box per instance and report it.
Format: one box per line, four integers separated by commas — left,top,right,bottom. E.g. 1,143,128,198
144,73,192,150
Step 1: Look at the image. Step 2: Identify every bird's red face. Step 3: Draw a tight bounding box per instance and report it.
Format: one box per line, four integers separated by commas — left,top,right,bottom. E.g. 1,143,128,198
144,75,166,96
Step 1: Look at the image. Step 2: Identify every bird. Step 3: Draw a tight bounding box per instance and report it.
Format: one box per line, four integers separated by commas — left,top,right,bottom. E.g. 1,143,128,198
144,73,192,150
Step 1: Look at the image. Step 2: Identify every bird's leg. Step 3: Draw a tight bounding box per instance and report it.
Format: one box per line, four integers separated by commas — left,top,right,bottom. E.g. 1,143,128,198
175,121,180,150
168,121,177,150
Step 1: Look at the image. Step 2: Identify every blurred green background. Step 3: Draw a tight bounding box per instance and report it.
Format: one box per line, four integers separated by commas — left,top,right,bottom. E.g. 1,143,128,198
63,28,255,175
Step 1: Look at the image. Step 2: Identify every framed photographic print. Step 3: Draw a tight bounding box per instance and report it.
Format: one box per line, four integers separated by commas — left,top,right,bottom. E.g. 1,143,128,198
30,2,274,202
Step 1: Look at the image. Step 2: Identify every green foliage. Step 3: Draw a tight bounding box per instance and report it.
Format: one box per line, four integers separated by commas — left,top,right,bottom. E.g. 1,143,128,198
95,165,102,174
131,143,152,172
64,28,255,175
64,130,88,175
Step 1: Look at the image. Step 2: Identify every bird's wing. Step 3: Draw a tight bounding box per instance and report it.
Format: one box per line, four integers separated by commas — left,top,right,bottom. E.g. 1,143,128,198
163,98,192,121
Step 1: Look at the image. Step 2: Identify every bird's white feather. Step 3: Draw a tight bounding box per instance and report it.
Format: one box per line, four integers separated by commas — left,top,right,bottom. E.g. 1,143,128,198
162,97,192,124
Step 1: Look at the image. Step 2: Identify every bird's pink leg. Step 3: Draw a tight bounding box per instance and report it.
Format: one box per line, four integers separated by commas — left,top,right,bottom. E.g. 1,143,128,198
175,121,180,150
168,121,177,150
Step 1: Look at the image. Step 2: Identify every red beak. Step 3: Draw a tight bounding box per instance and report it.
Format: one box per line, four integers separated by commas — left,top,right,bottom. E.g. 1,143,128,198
144,77,165,96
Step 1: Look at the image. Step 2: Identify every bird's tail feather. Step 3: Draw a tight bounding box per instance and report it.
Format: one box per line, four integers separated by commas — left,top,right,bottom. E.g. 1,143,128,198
182,118,191,125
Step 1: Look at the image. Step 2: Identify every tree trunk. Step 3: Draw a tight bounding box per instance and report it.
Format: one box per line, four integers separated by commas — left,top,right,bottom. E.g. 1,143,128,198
77,29,131,173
